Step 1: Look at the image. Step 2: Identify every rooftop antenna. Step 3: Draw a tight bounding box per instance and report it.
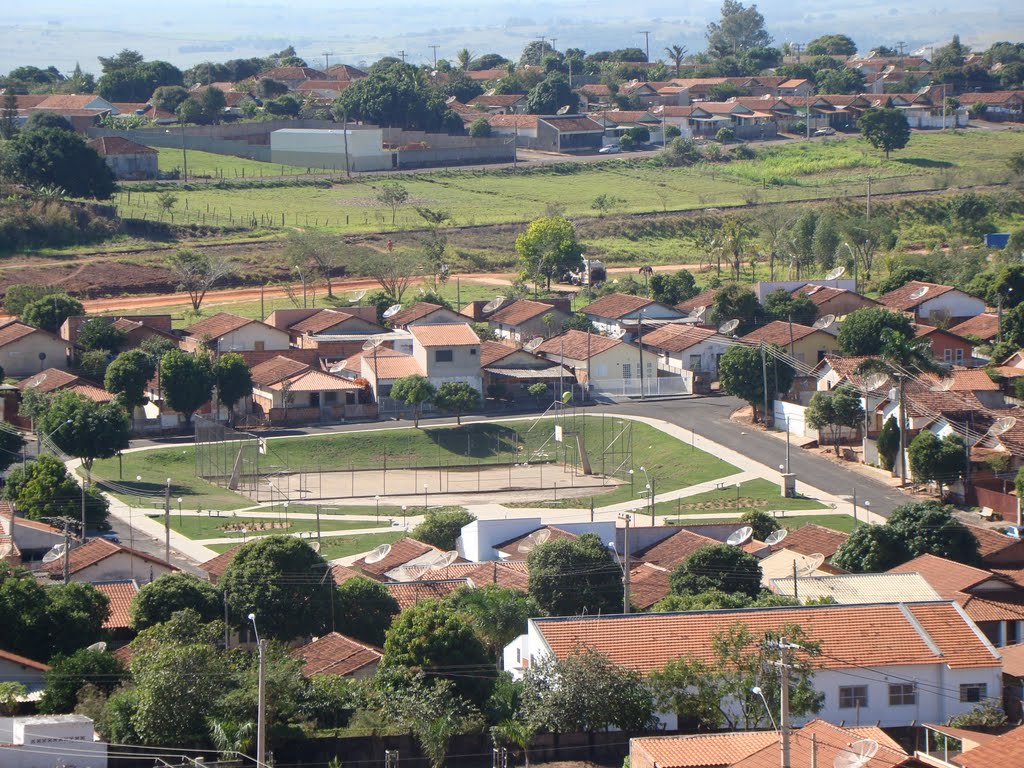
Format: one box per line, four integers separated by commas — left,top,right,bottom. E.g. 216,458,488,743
482,296,506,314
364,543,393,564
797,552,826,576
609,327,627,339
41,542,67,563
517,528,552,554
348,289,367,305
825,265,846,283
863,372,889,392
309,541,321,554
86,641,108,653
833,738,879,768
361,335,385,351
812,314,837,331
932,376,955,391
718,318,740,336
688,305,706,320
909,285,930,301
764,529,788,546
726,526,754,546
556,104,572,115
382,303,403,320
523,336,544,352
398,563,428,581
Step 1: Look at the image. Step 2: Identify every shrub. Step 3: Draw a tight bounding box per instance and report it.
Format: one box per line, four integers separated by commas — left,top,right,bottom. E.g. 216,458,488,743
715,127,735,143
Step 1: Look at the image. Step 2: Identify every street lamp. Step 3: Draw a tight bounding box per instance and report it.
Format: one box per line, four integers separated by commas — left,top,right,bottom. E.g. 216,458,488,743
374,494,380,523
423,484,428,511
248,614,266,768
402,505,408,529
862,501,870,527
177,497,183,528
40,418,72,458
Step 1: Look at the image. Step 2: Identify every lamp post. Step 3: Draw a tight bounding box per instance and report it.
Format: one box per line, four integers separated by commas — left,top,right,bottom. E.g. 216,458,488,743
374,494,380,523
177,497,183,528
248,613,266,768
164,477,172,565
423,484,428,511
402,505,407,529
863,500,870,527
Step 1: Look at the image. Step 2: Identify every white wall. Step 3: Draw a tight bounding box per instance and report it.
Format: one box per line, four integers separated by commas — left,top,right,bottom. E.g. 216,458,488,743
1,715,107,768
657,339,728,378
461,518,617,562
917,292,986,322
215,323,290,352
75,552,174,584
271,128,384,157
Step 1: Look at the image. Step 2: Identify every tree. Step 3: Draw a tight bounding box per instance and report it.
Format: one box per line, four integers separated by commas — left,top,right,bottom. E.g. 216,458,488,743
221,537,331,640
390,374,436,427
856,329,942,482
0,563,52,659
718,344,795,423
165,249,233,313
515,217,584,291
815,68,865,95
39,391,130,481
649,270,698,306
412,508,477,550
24,112,76,132
46,582,110,655
520,648,656,734
527,533,622,616
739,509,780,542
805,388,865,455
213,353,253,424
2,455,107,528
104,350,156,414
710,283,760,330
908,432,967,496
860,107,911,159
151,85,190,113
0,425,25,474
4,128,115,198
0,93,18,140
381,600,495,705
706,0,772,58
448,585,541,666
805,34,857,56
876,415,900,472
469,117,492,138
78,350,111,383
762,289,818,326
0,682,25,716
837,308,915,356
130,573,221,631
669,544,762,598
374,182,410,225
840,215,896,284
831,524,908,573
175,96,204,124
77,319,127,353
21,294,84,333
257,77,288,99
664,45,688,77
433,382,481,425
39,649,124,714
160,350,215,425
333,577,400,646
198,86,227,122
4,284,63,316
888,501,980,564
524,73,578,115
651,622,822,730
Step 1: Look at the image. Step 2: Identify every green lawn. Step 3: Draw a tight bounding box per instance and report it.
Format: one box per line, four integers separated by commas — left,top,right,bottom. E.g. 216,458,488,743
110,132,1024,234
205,530,405,559
655,478,830,518
155,147,312,179
667,513,858,534
157,513,390,540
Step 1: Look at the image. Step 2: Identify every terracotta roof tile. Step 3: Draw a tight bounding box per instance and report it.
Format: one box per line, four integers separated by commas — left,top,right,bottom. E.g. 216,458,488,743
0,649,49,672
1000,642,1024,677
354,537,438,579
776,524,848,559
330,564,365,586
185,312,253,339
470,94,526,107
68,383,114,403
489,300,563,327
536,330,625,360
388,302,444,327
628,563,671,609
956,724,1024,767
480,340,518,366
409,323,480,347
539,115,604,133
363,352,424,380
0,321,45,347
87,137,157,156
534,602,1000,673
424,561,529,591
488,114,540,129
257,66,328,81
17,368,81,393
42,538,174,577
268,369,360,392
339,346,404,375
289,309,358,334
641,325,721,353
385,579,467,610
250,356,310,387
891,553,1024,622
950,313,1000,341
792,284,875,307
675,288,719,313
967,524,1024,564
290,631,382,676
632,731,778,767
742,320,821,346
94,580,139,630
877,281,956,311
200,545,241,581
634,528,720,570
582,293,658,320
35,94,109,110
733,720,907,768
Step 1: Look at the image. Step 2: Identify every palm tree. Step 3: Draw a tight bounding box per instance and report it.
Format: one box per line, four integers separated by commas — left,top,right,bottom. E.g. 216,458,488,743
855,329,943,484
456,48,475,71
722,219,751,280
492,719,537,767
664,45,688,77
207,719,255,761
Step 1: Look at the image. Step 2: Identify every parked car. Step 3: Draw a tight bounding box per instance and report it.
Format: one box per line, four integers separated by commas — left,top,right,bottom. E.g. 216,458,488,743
814,127,836,137
599,144,621,154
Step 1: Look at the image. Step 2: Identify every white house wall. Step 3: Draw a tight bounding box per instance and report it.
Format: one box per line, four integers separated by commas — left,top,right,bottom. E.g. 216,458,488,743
213,324,290,352
917,293,986,322
74,552,174,584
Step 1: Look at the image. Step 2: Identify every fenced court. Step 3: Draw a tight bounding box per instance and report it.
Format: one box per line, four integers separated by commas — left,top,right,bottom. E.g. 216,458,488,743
194,412,635,504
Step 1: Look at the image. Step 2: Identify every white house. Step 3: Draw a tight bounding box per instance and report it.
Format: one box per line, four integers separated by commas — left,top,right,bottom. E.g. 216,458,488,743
409,323,483,393
0,715,107,768
580,293,685,340
41,538,176,583
0,650,49,702
504,602,1002,728
181,313,290,354
877,281,986,325
639,325,730,379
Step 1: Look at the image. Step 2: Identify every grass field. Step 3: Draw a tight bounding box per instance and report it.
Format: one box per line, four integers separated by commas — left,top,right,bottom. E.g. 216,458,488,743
654,478,830,518
205,530,405,559
156,147,312,179
112,132,1024,234
669,513,858,534
157,513,390,539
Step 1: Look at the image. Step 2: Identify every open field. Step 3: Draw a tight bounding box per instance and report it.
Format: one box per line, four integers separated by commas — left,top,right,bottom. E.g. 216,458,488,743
109,132,1024,235
156,147,312,179
654,478,830,518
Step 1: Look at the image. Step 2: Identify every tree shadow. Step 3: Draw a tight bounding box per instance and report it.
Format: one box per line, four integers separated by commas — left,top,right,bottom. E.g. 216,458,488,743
893,157,954,168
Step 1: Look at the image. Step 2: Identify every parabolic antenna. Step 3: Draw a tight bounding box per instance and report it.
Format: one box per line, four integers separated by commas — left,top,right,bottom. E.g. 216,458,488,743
361,334,385,351
718,318,740,335
41,543,67,564
309,541,321,554
863,372,889,392
813,314,837,331
556,104,572,115
349,289,367,304
764,529,788,546
382,304,403,319
989,416,1018,437
523,337,544,353
833,738,879,768
825,265,846,281
482,296,506,314
364,543,392,564
726,526,754,546
398,564,428,581
609,327,627,339
909,286,930,301
688,305,706,319
86,641,108,653
517,528,552,554
797,552,826,576
933,376,955,392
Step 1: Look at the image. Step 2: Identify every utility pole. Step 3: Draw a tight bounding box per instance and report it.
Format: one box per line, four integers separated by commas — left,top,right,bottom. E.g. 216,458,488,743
637,309,645,400
791,42,803,63
322,51,334,70
619,514,632,613
639,31,651,62
761,344,770,426
550,38,558,52
779,641,793,768
164,478,171,565
649,477,656,526
429,44,440,69
398,50,406,64
249,614,267,768
866,176,871,219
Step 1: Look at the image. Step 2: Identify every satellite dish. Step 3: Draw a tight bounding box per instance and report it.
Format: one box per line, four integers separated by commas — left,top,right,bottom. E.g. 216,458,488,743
309,541,321,554
482,296,506,314
382,304,403,319
863,372,889,391
439,550,459,567
361,334,385,351
813,314,837,330
989,416,1018,436
87,641,108,653
556,104,572,115
517,528,552,554
364,543,392,564
797,553,826,576
825,266,846,281
349,289,367,304
833,739,879,768
561,391,573,404
523,336,544,353
609,327,627,340
41,543,67,563
909,285,930,301
726,526,754,546
688,305,706,319
398,563,428,581
718,318,740,335
933,376,955,391
764,529,788,546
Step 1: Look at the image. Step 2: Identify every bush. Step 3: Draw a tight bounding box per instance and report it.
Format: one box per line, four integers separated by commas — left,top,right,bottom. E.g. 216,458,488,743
715,127,735,143
660,137,702,167
468,117,492,138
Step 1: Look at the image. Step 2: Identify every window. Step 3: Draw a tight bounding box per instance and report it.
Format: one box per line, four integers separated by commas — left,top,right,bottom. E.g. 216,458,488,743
1008,621,1021,645
944,348,953,363
689,354,702,371
435,349,453,363
960,684,987,703
254,341,265,352
956,348,965,363
622,363,632,380
324,391,338,403
839,686,868,709
889,683,916,706
309,392,320,408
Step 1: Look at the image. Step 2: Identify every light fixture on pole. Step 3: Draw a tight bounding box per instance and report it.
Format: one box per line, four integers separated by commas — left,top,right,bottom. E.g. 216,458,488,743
164,478,172,565
751,686,779,731
177,497,183,528
374,494,380,523
248,613,266,768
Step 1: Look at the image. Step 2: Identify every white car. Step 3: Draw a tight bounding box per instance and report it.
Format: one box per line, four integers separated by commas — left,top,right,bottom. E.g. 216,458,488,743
813,127,837,137
599,145,621,154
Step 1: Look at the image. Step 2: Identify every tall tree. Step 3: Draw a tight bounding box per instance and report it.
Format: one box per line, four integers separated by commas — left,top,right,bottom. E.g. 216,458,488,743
669,544,762,598
412,508,477,550
664,45,688,77
77,319,127,353
805,388,865,455
649,270,698,306
860,107,911,159
524,73,578,115
448,585,542,666
831,525,907,573
39,391,130,481
710,283,760,330
376,182,409,225
39,649,124,714
718,344,795,422
130,573,222,631
527,533,622,616
908,432,967,497
159,349,215,425
3,127,114,198
20,294,84,334
105,350,157,415
165,249,233,313
762,289,818,326
515,217,584,291
333,577,400,646
837,308,915,355
284,230,345,296
706,1,772,58
213,352,253,425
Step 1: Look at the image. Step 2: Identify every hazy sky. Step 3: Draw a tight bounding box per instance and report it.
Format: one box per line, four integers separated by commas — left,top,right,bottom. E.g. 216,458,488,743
3,0,1023,73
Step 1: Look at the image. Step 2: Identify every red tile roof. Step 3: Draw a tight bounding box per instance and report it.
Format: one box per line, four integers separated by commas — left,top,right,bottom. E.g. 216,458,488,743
877,281,956,311
733,720,907,768
364,352,424,380
582,293,657,320
640,325,720,353
268,369,360,393
892,553,1024,623
250,356,310,387
257,66,328,81
470,94,526,107
479,340,518,366
0,648,49,672
1000,641,1024,677
776,524,848,559
792,284,875,307
385,579,466,610
87,137,157,156
741,320,822,346
330,564,365,586
950,313,1000,341
290,631,382,676
0,320,47,347
634,528,720,570
633,731,777,768
675,288,719,314
199,545,241,581
94,580,139,629
967,523,1024,565
409,323,480,347
628,563,671,609
17,368,81,393
955,724,1024,767
535,330,625,360
534,602,1000,672
184,312,253,339
41,538,174,577
354,537,438,579
387,302,444,327
489,299,563,327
